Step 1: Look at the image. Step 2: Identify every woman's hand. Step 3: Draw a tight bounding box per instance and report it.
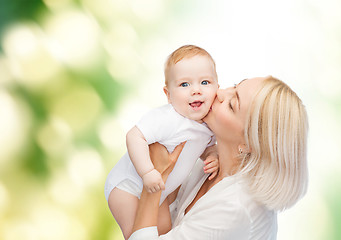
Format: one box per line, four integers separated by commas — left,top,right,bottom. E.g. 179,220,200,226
132,142,186,235
149,142,186,182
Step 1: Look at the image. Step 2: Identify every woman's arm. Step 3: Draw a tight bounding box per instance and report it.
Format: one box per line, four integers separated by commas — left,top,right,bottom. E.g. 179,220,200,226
130,168,252,240
131,142,185,233
129,143,254,240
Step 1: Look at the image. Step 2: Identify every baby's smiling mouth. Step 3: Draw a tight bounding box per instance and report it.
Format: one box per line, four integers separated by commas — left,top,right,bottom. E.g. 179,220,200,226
189,101,203,108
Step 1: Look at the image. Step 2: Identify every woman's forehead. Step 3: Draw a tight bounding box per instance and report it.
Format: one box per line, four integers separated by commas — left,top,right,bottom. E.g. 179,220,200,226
237,77,264,110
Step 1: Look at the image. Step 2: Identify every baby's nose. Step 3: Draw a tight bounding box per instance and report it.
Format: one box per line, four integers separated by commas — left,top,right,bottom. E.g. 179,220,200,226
192,85,202,95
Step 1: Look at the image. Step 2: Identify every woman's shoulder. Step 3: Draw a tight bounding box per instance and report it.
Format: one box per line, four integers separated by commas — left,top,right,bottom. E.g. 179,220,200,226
217,176,276,219
215,177,277,237
233,178,277,232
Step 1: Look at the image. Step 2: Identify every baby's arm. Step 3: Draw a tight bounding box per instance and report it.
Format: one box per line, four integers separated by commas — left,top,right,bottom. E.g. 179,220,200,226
200,144,219,180
126,126,165,193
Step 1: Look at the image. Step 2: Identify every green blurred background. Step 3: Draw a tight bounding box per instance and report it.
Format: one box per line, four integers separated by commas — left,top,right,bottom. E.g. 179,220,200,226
0,0,340,239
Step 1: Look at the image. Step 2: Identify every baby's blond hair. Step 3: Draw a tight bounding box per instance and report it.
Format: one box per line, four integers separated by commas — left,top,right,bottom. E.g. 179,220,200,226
164,45,217,85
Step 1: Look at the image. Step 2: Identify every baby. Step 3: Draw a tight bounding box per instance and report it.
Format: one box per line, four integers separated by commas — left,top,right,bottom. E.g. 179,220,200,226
104,45,219,239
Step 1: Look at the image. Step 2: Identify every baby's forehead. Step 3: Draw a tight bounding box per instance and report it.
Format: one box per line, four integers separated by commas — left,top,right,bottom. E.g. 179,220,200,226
169,56,216,71
165,54,218,84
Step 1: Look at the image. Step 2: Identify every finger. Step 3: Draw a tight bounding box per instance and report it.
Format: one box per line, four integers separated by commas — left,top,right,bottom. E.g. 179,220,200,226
205,166,218,174
160,182,165,190
203,159,210,165
205,159,218,167
208,172,216,180
204,162,218,170
170,141,186,162
204,157,218,164
204,157,214,165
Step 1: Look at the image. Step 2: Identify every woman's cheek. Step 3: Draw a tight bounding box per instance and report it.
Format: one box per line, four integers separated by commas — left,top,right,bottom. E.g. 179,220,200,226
216,112,241,137
216,111,233,131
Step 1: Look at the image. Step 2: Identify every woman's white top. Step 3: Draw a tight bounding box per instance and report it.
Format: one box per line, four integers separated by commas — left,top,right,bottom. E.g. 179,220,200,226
129,160,278,240
104,104,215,204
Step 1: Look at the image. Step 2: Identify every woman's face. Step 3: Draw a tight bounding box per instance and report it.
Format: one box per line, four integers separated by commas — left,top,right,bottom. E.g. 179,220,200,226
203,77,265,143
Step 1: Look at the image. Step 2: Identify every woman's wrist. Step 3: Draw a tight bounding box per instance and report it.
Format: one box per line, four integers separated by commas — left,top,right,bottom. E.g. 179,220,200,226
132,188,162,232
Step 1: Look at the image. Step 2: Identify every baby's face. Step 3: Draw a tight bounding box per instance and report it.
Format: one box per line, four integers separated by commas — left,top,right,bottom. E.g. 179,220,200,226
164,55,218,123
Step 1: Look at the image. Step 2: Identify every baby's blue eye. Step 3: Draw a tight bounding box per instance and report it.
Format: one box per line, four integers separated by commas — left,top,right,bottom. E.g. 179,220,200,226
201,80,209,85
180,82,189,87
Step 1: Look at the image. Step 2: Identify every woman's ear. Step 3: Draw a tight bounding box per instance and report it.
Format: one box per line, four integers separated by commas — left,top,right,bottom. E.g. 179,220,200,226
163,86,171,103
238,143,251,154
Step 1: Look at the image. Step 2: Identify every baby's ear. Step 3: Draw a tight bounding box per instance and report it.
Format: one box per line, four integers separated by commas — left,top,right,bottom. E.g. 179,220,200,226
163,86,171,103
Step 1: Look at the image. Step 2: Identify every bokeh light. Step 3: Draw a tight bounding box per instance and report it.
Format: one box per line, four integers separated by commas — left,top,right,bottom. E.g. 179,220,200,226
3,23,61,88
44,9,102,70
67,147,104,187
0,182,10,217
0,0,340,239
48,85,103,133
0,90,31,166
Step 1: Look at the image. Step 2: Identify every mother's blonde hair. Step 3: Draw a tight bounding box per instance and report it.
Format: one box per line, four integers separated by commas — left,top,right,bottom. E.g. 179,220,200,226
241,76,308,211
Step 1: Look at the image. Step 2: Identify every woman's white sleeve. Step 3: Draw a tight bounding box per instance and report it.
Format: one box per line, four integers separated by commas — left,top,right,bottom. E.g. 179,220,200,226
128,227,159,240
129,201,251,240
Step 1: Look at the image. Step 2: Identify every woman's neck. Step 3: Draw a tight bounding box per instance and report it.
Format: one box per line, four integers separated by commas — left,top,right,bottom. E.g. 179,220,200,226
197,141,241,203
214,141,239,182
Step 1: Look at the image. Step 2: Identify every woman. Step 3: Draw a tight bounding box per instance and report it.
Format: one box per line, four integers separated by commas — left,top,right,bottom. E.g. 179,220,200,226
129,76,308,239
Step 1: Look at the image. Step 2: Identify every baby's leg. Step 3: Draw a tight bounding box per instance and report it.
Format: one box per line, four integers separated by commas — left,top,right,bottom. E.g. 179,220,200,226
108,187,139,239
157,199,172,235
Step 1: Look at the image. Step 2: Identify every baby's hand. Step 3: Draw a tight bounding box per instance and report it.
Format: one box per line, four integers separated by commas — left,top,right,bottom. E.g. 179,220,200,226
203,155,219,180
142,169,165,193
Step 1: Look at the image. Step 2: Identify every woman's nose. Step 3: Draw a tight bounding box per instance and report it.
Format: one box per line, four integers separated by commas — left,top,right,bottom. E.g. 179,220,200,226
217,88,233,102
217,89,227,102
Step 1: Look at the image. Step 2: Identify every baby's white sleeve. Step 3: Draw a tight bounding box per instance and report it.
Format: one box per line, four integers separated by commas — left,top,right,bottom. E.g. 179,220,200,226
207,134,217,147
135,107,173,144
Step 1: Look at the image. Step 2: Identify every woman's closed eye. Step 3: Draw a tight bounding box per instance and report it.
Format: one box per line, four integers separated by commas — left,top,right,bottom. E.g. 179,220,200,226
229,99,234,112
229,95,239,112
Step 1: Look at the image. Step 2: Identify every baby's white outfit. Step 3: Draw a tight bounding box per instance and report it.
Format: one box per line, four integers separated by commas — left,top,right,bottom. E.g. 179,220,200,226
104,104,215,204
